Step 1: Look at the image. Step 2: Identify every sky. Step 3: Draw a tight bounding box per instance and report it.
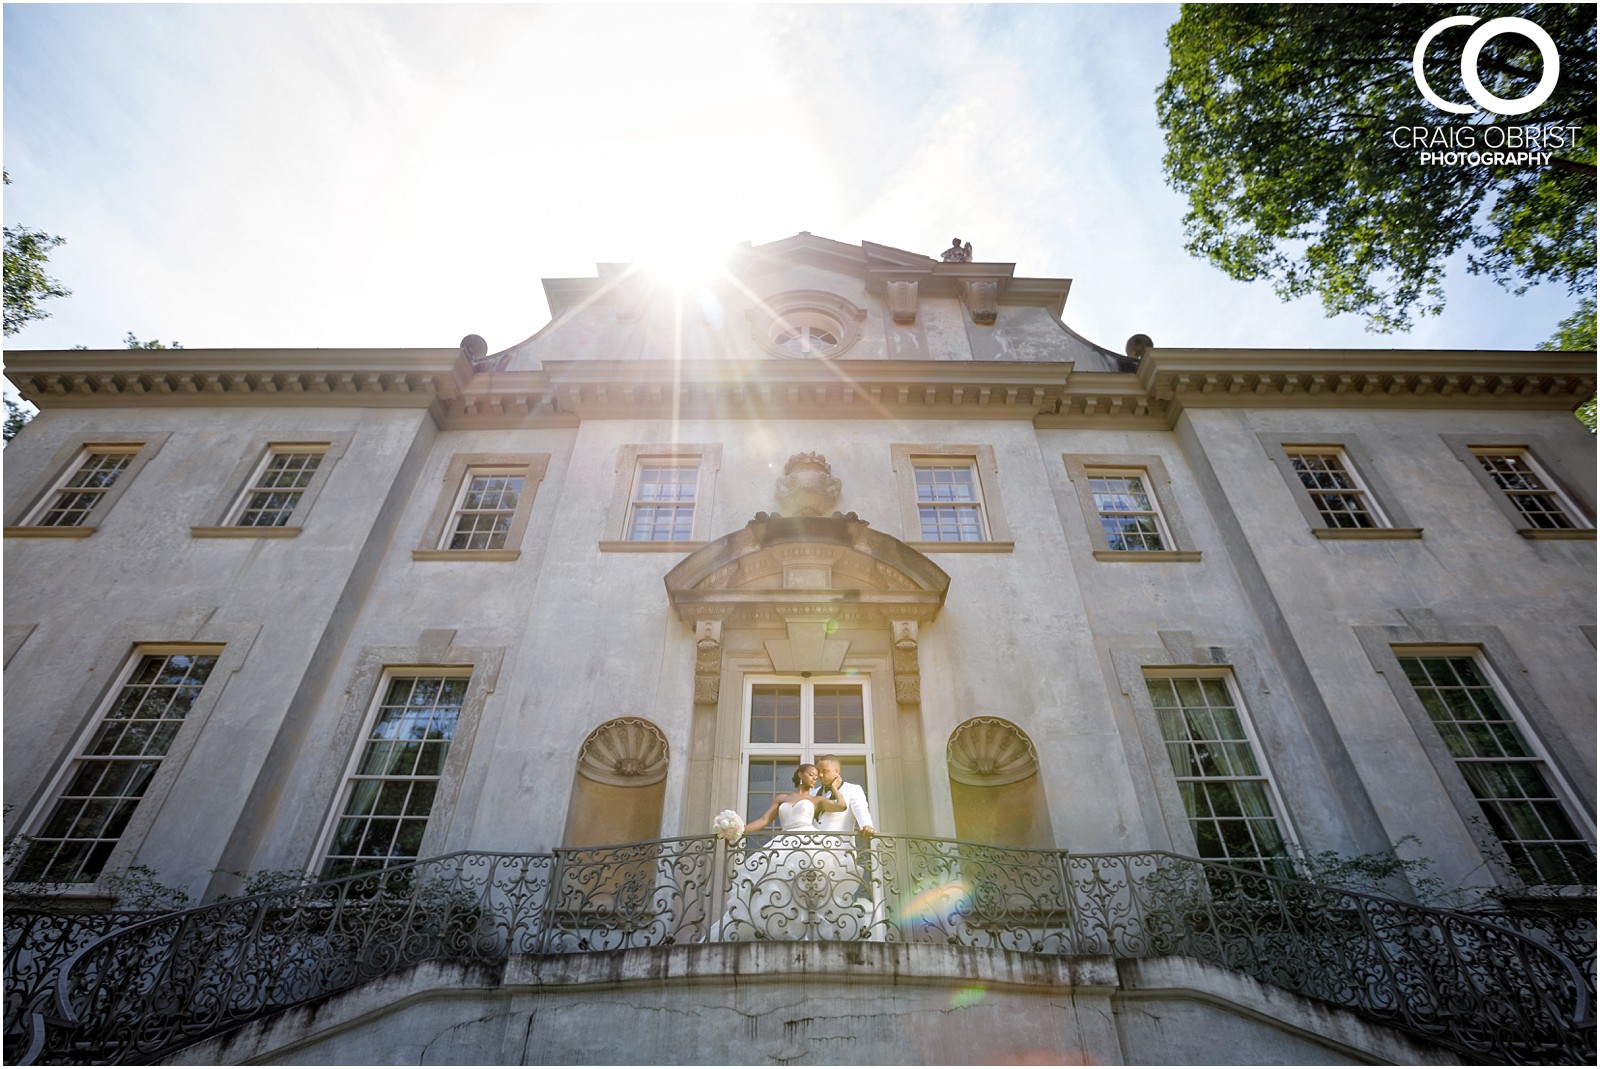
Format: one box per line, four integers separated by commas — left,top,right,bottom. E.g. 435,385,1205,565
0,3,1589,367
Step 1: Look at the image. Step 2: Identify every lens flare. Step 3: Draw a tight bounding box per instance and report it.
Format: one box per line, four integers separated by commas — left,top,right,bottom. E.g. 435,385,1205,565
897,877,971,930
949,985,987,1008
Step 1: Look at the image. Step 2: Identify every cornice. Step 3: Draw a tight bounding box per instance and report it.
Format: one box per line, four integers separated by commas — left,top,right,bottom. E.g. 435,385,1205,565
6,346,1589,430
6,348,457,411
1138,348,1596,414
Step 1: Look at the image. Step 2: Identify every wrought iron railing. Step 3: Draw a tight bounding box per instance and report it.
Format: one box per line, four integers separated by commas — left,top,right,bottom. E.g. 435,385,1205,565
12,837,1595,1065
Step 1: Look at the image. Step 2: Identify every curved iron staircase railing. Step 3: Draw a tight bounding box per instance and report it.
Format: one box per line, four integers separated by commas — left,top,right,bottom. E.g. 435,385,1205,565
8,837,1595,1065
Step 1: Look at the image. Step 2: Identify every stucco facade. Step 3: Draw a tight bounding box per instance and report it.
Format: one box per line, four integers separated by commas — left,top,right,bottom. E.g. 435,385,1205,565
4,234,1594,1064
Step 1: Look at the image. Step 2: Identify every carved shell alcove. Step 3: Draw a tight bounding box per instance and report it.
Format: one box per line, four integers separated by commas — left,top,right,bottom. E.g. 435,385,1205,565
947,717,1040,787
577,717,670,787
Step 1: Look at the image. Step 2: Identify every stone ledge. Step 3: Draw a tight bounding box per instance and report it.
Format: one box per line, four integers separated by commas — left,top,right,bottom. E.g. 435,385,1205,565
3,525,96,538
1091,549,1203,562
1311,527,1424,540
1518,528,1596,540
190,526,302,539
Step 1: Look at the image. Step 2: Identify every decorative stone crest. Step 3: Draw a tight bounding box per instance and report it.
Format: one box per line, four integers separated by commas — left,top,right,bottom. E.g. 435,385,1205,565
891,619,921,704
775,452,842,517
693,619,723,704
577,717,670,787
886,280,919,324
962,279,998,325
947,717,1040,787
940,238,973,263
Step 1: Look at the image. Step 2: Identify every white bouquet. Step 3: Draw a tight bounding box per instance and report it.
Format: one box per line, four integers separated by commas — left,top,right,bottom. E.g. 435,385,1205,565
711,809,744,843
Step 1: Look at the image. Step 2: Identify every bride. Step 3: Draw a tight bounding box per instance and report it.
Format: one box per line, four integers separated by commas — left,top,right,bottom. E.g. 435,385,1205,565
718,764,861,940
742,763,847,837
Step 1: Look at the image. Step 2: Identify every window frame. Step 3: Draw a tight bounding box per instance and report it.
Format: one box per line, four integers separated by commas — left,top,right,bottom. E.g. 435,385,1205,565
739,675,875,839
1391,649,1594,888
5,433,169,538
1258,434,1421,540
1141,668,1298,872
1440,435,1595,540
1366,638,1595,891
890,443,1014,552
413,452,550,561
1062,453,1201,562
191,432,351,538
600,443,721,551
7,638,241,896
313,667,476,879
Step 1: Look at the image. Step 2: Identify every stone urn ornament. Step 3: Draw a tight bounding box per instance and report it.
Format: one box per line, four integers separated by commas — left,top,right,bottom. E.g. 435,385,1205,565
775,452,842,516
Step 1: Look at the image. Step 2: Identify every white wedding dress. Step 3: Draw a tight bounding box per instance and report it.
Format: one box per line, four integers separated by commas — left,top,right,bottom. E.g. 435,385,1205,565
709,799,867,941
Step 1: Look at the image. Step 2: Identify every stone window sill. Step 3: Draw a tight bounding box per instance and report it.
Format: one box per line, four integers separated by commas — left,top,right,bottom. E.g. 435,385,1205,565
598,540,708,553
191,526,301,539
1092,549,1202,562
4,525,95,538
904,540,1015,553
1518,528,1595,540
412,549,521,561
1311,528,1423,540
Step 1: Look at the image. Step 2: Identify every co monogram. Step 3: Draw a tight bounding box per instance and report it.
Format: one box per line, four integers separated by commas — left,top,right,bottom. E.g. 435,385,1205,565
1412,16,1559,116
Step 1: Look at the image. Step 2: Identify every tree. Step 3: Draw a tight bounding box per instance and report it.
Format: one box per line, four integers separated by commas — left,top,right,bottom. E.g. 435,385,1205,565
122,332,182,350
1158,5,1596,333
2,172,72,337
1541,294,1597,430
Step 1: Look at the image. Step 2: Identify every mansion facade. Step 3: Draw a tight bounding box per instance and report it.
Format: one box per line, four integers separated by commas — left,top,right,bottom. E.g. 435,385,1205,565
3,234,1595,1065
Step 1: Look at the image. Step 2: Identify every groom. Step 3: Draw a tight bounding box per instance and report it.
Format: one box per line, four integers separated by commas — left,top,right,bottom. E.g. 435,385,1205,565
814,755,875,837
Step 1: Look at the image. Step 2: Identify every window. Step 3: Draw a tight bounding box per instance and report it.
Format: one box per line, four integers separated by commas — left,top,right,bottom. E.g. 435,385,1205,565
1063,454,1201,561
25,447,139,527
752,291,864,360
890,444,1014,549
773,324,839,357
1286,449,1383,529
12,650,220,884
321,673,470,879
742,678,871,845
600,444,720,550
413,453,549,560
627,461,698,541
444,469,525,550
228,447,325,527
914,461,987,542
1471,449,1591,532
1088,471,1169,551
1146,674,1293,873
1259,434,1420,539
1395,653,1594,887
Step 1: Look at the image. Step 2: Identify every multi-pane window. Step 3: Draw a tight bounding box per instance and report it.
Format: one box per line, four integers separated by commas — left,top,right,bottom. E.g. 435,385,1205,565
28,448,139,527
1087,470,1169,552
322,674,470,879
914,461,987,542
743,680,870,845
1147,675,1292,873
773,325,839,356
1396,654,1594,887
13,651,219,884
627,462,698,541
1286,449,1384,529
443,470,525,551
1471,450,1588,531
229,447,324,527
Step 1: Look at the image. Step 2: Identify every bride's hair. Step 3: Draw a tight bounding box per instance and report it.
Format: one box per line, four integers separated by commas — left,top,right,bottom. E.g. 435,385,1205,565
792,763,817,787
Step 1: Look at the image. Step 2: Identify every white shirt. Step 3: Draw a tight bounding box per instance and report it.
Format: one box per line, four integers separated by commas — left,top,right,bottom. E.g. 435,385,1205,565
816,779,874,833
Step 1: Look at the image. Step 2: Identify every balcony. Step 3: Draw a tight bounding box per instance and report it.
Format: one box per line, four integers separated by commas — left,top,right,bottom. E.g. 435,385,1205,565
6,835,1595,1065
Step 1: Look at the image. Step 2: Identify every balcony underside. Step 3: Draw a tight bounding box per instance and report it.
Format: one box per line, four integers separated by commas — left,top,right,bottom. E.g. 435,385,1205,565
165,942,1464,1067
